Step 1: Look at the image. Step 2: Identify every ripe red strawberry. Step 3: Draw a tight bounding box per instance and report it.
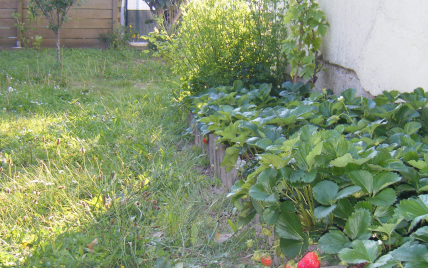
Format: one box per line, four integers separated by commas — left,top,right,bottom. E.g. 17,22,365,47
202,137,208,144
297,252,320,268
261,255,272,266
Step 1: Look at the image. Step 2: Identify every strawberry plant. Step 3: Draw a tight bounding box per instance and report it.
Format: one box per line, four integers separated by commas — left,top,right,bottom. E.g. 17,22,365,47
184,80,428,267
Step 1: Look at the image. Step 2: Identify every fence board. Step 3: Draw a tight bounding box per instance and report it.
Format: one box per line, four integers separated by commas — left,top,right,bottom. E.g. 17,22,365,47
23,19,112,29
0,0,122,48
0,9,16,19
74,0,114,9
0,0,16,9
19,0,113,9
0,28,16,38
0,19,15,28
112,0,118,30
22,8,113,19
27,28,107,39
0,39,16,47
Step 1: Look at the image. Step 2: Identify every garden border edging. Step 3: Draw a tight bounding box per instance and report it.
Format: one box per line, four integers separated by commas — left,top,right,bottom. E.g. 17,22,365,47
188,113,239,189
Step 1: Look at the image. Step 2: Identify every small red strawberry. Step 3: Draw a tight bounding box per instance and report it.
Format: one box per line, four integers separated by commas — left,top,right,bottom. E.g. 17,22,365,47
261,255,272,266
202,137,208,144
297,252,320,268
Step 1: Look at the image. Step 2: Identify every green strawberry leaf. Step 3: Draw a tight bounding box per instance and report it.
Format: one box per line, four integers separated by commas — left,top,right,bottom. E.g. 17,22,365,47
390,242,428,267
294,143,312,171
263,206,280,225
395,195,428,231
330,153,353,167
410,227,428,243
318,230,351,254
404,122,422,135
374,206,394,219
334,198,354,219
335,186,362,200
306,142,323,170
366,253,395,268
368,217,403,236
338,240,381,264
279,234,309,258
275,211,304,241
220,147,240,172
348,170,374,195
300,125,318,143
255,138,273,150
313,181,339,206
365,188,397,207
248,168,278,203
314,204,337,219
372,172,401,196
258,154,284,169
408,160,428,170
344,208,372,240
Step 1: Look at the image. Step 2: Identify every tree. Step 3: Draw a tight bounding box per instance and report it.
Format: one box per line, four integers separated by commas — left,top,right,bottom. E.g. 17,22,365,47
29,0,84,61
143,0,187,34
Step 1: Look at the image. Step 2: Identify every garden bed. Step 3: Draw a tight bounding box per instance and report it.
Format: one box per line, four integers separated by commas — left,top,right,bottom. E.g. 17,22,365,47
184,80,428,267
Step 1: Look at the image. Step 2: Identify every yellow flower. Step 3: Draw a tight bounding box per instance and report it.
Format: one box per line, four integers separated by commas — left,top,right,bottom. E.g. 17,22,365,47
129,25,132,28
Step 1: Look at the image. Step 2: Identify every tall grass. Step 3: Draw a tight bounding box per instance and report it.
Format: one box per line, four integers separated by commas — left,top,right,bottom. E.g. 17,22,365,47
0,48,249,267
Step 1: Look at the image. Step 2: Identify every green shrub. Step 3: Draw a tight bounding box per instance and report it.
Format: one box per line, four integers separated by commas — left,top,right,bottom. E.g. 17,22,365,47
154,0,288,94
100,25,139,49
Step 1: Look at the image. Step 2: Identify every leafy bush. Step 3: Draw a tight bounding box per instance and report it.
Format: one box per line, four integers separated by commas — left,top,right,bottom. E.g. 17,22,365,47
281,0,329,84
100,25,139,49
150,0,288,94
185,82,428,267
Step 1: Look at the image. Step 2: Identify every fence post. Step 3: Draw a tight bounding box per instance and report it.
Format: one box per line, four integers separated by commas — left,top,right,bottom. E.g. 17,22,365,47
112,0,118,31
16,0,23,46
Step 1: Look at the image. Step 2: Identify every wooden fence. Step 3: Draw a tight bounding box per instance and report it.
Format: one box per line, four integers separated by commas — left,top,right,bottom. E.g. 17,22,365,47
0,0,122,48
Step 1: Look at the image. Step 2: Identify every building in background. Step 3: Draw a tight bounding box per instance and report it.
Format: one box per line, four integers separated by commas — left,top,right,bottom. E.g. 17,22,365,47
126,0,155,39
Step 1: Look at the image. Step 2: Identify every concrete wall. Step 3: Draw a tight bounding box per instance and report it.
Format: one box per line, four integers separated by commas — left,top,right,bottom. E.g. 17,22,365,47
316,0,428,96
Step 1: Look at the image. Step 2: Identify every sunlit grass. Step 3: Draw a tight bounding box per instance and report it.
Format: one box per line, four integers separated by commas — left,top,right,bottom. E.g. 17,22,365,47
0,48,251,268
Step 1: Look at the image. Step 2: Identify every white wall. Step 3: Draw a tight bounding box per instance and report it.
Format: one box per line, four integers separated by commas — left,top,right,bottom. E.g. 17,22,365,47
317,0,428,96
128,0,150,10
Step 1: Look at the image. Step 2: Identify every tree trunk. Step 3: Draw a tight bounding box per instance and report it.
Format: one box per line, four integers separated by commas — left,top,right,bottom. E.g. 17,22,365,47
56,29,60,61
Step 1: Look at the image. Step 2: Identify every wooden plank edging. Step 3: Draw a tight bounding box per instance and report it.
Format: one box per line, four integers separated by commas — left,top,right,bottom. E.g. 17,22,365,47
188,113,240,190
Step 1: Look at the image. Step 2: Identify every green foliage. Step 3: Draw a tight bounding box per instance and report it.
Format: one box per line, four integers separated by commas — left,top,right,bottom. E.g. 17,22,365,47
29,0,83,33
11,10,41,48
186,81,428,266
29,0,85,60
282,0,329,84
152,0,288,94
143,0,185,33
100,25,139,49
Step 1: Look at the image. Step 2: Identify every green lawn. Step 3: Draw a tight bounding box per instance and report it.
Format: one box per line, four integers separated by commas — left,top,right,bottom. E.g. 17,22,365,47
0,48,249,267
